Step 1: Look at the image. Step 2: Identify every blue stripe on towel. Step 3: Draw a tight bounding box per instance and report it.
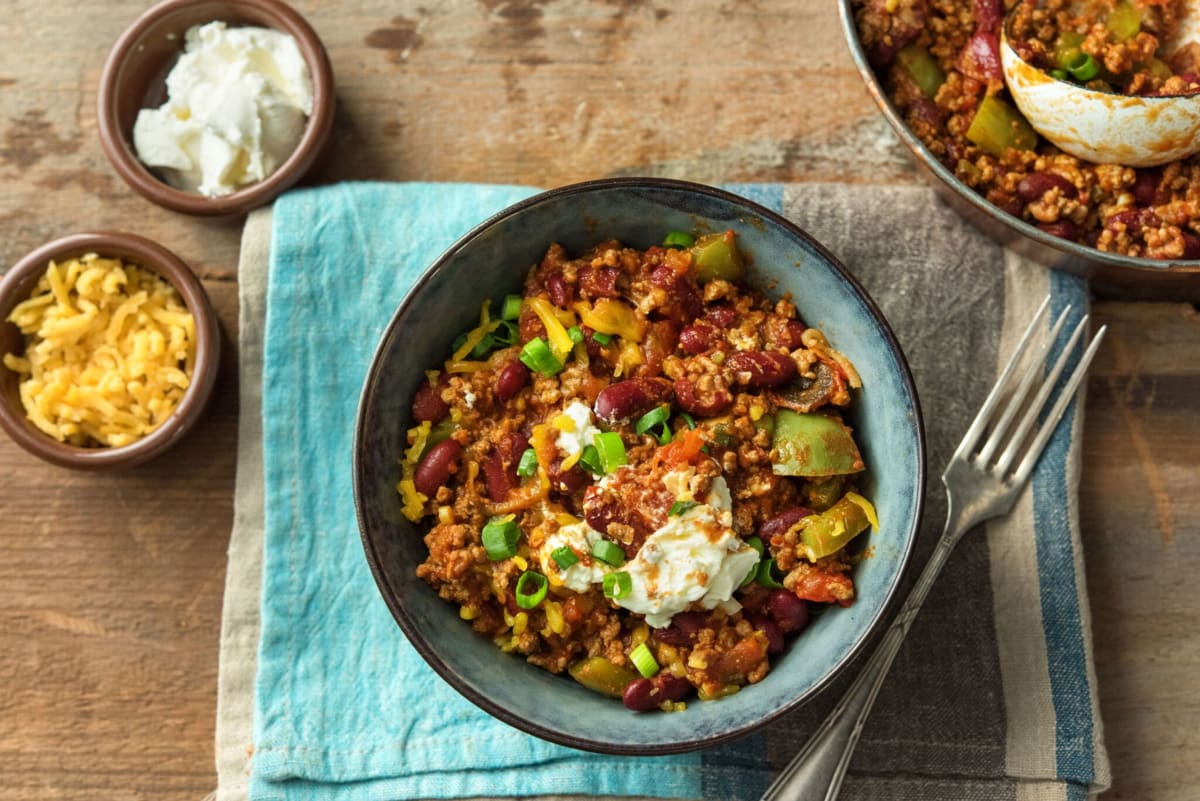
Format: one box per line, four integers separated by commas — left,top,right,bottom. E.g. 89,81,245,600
1032,270,1095,787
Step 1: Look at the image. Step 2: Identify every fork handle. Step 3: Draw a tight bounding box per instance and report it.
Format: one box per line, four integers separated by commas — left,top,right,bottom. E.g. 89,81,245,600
760,530,963,801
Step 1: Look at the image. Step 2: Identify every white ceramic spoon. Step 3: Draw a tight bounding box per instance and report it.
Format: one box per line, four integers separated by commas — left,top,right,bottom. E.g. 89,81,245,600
1001,1,1200,167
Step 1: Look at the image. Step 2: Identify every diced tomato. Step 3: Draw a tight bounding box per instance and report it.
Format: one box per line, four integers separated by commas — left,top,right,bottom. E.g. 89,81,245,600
790,572,855,607
659,427,706,467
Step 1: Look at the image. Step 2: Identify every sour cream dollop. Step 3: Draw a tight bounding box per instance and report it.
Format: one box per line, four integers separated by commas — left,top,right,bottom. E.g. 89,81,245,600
132,21,313,197
535,472,759,628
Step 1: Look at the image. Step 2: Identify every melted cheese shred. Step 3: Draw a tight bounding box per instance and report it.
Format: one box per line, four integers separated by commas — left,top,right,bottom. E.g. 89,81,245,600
3,254,195,447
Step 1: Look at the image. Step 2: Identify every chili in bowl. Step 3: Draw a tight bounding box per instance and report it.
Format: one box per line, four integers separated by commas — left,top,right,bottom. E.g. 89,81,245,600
354,178,925,754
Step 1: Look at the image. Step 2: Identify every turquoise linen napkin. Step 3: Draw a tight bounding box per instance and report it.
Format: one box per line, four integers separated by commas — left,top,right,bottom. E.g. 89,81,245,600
242,181,1109,801
252,183,768,801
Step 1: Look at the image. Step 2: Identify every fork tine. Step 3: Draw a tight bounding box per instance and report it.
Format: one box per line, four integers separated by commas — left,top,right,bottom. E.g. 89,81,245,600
976,303,1072,465
1011,325,1107,485
995,313,1090,475
953,295,1051,461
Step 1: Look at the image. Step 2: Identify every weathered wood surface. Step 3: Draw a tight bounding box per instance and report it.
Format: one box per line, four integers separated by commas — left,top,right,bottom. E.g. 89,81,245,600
0,2,1196,799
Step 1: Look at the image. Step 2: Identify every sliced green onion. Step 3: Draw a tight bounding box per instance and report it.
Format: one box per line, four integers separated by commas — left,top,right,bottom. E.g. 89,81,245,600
592,539,626,567
740,536,765,587
663,231,696,249
567,325,584,345
757,557,785,589
515,570,548,609
656,423,673,445
519,337,564,375
493,319,520,346
1065,52,1098,82
551,546,580,570
668,500,699,517
481,517,521,561
1049,68,1069,81
516,448,538,477
594,432,627,474
603,570,632,599
635,404,671,436
591,331,612,345
629,642,660,678
502,294,523,321
578,444,602,474
679,411,696,430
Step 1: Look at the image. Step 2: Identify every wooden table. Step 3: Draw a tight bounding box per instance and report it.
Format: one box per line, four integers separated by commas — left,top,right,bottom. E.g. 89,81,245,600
1,2,1196,799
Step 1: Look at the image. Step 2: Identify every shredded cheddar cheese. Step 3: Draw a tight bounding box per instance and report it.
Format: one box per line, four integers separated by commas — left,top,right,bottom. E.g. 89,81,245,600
3,254,195,447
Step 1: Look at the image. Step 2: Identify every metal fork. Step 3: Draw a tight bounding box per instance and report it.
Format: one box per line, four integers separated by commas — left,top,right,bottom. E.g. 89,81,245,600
761,295,1107,801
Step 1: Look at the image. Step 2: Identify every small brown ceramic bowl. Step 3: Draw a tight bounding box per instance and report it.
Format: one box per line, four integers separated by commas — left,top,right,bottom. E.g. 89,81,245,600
97,0,335,217
0,232,220,469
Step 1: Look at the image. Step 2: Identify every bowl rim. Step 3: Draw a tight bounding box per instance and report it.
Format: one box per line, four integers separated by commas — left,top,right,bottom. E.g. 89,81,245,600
353,176,927,754
0,231,220,469
835,0,1200,274
96,0,336,218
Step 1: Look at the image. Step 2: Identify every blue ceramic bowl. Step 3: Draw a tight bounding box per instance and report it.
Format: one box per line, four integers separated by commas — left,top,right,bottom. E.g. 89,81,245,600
354,178,925,754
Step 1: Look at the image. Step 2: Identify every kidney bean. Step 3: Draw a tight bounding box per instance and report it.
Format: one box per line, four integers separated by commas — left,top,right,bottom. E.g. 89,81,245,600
482,432,528,502
908,97,943,132
653,674,692,702
579,265,621,298
1106,207,1162,236
411,376,449,423
958,31,1002,83
652,612,708,647
546,273,573,308
594,377,674,424
703,304,737,328
758,506,814,541
413,439,462,496
621,673,693,712
678,322,719,355
749,614,785,655
762,317,807,350
1036,220,1078,241
622,678,659,711
1133,169,1161,207
725,351,797,388
863,0,926,65
973,0,1002,33
495,359,530,402
1183,232,1200,260
1016,171,1077,203
767,590,811,634
673,377,733,417
549,458,589,493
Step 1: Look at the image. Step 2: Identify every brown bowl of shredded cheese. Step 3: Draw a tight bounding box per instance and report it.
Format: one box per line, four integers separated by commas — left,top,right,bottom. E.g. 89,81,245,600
0,232,219,469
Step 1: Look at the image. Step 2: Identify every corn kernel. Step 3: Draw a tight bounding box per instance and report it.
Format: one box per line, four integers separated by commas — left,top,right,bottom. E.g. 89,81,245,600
437,506,454,525
512,612,528,636
544,601,565,634
748,404,764,422
688,653,709,669
631,623,649,647
512,555,528,570
503,609,515,628
459,605,478,620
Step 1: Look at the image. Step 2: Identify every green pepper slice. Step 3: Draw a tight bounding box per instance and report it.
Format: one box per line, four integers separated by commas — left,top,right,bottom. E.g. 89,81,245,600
796,493,873,561
690,232,746,284
1107,0,1141,42
965,95,1037,158
897,45,945,99
568,656,638,698
770,410,865,477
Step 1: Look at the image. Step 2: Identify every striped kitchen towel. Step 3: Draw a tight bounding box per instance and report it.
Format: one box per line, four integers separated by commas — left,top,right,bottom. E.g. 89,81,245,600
215,182,1110,801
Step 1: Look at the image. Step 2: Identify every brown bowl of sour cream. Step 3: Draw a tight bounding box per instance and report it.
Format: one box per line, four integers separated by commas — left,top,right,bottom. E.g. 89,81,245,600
97,0,335,217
